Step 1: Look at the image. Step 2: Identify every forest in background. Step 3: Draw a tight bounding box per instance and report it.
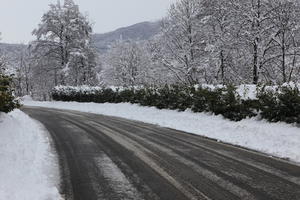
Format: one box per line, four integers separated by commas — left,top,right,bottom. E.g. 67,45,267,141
1,0,300,100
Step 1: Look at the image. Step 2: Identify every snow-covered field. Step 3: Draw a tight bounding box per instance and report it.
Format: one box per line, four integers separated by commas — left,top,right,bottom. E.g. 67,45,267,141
0,110,61,200
23,99,300,164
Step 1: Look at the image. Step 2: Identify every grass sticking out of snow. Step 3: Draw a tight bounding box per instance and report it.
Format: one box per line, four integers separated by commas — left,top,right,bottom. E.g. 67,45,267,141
0,110,61,200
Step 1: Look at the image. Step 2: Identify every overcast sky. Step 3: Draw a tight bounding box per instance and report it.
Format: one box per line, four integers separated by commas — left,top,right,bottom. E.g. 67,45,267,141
0,0,177,44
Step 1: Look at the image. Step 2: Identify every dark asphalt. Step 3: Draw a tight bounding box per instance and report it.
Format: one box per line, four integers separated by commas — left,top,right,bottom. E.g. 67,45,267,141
22,106,300,200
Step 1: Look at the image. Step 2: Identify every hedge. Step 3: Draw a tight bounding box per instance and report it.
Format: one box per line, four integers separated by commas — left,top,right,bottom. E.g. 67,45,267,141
258,85,300,124
0,73,20,113
51,84,300,123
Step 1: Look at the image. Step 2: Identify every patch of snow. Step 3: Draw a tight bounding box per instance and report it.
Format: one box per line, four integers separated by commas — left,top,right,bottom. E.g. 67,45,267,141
20,95,34,102
0,110,62,200
23,100,300,164
95,155,142,199
236,85,258,100
53,85,144,95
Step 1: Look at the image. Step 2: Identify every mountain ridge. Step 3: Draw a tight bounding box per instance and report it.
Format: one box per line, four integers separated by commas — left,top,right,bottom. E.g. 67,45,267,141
92,21,161,52
0,21,161,54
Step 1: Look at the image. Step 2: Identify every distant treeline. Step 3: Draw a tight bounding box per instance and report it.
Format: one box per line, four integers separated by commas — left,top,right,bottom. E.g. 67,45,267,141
11,0,300,101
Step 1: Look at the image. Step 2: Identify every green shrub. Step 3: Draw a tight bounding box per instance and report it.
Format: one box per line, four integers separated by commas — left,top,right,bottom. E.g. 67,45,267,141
118,88,135,103
278,86,300,123
258,85,300,123
168,85,193,111
191,87,210,113
257,86,279,122
219,85,259,121
51,84,300,124
0,73,20,113
155,85,172,109
191,85,258,121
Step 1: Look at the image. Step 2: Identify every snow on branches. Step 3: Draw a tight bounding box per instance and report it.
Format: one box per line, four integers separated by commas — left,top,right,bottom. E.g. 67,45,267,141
30,0,97,99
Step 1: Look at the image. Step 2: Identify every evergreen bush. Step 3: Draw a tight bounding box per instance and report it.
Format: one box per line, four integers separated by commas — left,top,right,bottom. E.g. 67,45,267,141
258,85,300,123
51,84,300,123
0,73,20,113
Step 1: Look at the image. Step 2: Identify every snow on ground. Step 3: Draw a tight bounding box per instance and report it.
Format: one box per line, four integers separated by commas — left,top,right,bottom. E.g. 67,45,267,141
23,100,300,164
0,110,62,200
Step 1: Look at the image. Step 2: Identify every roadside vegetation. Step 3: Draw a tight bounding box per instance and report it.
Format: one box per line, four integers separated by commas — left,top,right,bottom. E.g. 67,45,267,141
51,84,300,124
0,72,20,113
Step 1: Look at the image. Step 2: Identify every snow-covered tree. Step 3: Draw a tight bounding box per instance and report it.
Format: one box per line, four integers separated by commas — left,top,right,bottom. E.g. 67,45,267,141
146,38,179,85
197,0,300,84
0,35,20,112
103,40,152,87
265,0,300,83
14,49,32,96
149,0,300,85
157,0,206,85
31,0,97,89
200,0,241,84
229,0,275,84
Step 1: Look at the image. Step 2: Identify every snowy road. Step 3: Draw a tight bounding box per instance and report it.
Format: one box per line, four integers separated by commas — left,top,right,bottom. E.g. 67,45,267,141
23,107,300,200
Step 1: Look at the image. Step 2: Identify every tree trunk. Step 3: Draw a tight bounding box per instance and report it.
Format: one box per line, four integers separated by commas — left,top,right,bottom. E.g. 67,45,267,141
252,0,261,85
282,32,286,83
253,42,259,84
54,68,58,86
220,50,225,84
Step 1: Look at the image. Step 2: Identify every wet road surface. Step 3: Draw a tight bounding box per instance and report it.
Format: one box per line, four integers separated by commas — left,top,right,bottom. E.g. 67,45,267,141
23,107,300,200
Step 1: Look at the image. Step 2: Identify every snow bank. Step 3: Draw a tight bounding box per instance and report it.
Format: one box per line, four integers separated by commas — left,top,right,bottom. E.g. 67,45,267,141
23,100,300,164
20,95,34,102
0,110,61,200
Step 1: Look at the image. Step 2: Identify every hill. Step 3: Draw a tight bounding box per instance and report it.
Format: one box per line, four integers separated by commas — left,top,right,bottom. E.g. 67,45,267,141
92,21,161,52
0,21,161,57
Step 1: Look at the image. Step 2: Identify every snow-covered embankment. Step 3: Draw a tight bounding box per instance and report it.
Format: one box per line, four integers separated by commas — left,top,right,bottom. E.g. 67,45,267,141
23,100,300,164
0,110,61,200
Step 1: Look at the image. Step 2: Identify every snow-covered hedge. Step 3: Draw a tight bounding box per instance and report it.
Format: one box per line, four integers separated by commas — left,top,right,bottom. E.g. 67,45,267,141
51,84,300,123
258,85,300,123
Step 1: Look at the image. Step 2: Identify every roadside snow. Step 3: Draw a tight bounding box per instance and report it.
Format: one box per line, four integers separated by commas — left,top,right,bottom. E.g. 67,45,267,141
23,100,300,164
0,110,61,200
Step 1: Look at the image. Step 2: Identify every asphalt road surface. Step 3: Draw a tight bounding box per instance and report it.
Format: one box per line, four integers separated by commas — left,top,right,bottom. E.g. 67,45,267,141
22,106,300,200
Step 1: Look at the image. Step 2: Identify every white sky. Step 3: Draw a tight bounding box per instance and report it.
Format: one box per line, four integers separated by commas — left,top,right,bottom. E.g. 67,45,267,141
0,0,177,44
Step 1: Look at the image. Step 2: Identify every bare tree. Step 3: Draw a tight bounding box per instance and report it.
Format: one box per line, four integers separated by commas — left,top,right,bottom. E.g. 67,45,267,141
157,0,205,85
14,49,32,96
103,40,152,87
200,0,241,84
266,0,300,83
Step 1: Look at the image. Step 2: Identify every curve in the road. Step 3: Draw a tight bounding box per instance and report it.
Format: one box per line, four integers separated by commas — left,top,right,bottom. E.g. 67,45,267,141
23,107,300,200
